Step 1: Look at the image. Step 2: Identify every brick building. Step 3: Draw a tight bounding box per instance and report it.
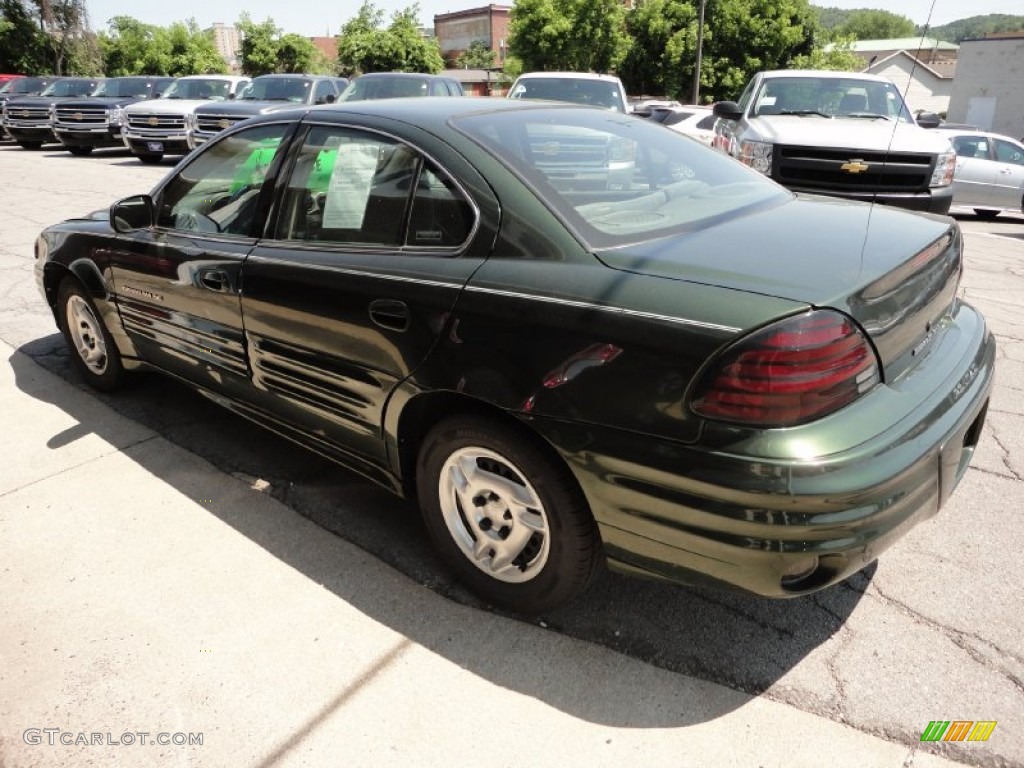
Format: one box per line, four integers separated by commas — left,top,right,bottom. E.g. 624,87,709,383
434,5,510,69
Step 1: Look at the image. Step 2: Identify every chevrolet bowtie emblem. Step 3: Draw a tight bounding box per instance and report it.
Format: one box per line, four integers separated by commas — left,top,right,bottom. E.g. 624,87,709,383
148,116,159,126
218,119,230,129
73,112,83,120
841,159,870,173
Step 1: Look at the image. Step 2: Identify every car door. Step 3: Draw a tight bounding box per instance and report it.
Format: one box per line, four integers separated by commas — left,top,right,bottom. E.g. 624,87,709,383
107,121,293,399
989,138,1024,210
950,134,998,207
241,119,497,469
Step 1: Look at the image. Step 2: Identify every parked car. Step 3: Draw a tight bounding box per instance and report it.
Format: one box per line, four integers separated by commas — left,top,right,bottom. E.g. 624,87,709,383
652,105,718,146
190,74,348,148
36,99,994,614
51,75,175,156
2,76,101,149
508,71,630,114
337,72,463,101
938,129,1024,219
0,75,51,141
121,75,251,164
712,70,956,214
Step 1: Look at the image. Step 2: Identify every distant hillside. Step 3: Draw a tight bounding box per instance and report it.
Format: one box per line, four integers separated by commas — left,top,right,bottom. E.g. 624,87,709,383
813,7,1024,42
926,15,1024,42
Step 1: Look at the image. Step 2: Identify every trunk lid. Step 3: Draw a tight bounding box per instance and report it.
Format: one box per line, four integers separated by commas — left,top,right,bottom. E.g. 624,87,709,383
595,195,961,379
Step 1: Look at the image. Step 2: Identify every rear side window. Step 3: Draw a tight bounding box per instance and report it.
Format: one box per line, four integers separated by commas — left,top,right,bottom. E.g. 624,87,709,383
275,124,474,249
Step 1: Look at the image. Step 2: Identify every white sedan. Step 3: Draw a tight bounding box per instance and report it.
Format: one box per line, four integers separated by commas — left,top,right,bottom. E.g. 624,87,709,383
940,129,1024,219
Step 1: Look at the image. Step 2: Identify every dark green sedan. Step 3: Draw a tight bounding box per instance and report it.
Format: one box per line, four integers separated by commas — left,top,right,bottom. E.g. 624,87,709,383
35,99,995,613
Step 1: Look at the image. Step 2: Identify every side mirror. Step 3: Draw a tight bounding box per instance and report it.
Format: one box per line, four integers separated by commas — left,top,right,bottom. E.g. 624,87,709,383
326,93,336,104
228,92,236,100
916,112,941,129
713,101,743,121
110,194,155,233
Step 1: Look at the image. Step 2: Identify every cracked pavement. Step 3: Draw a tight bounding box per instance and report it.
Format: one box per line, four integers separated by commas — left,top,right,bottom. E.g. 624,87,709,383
0,145,1021,767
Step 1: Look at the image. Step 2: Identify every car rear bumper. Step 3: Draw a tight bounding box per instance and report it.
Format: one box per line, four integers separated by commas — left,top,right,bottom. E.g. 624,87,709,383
532,299,994,597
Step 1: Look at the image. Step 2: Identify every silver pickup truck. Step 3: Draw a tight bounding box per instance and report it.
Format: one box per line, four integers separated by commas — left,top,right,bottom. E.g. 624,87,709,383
712,70,956,214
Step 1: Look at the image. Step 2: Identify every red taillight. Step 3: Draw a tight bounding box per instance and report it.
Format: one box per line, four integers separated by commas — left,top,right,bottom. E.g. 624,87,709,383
691,310,880,427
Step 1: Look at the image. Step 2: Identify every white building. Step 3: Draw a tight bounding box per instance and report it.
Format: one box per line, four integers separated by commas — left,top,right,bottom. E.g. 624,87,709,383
946,34,1024,136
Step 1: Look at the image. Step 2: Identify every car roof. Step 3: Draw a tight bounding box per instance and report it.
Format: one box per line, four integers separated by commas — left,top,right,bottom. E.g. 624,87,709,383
351,72,450,80
760,70,895,83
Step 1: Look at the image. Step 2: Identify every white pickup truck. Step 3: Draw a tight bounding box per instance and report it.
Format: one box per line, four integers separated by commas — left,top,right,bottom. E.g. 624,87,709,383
712,70,956,214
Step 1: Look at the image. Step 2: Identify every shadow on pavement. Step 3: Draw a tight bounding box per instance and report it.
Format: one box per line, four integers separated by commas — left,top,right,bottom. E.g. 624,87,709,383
12,337,871,727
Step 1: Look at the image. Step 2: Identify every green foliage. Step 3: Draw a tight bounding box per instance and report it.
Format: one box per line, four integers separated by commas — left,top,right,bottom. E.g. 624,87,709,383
621,0,818,103
508,0,629,73
836,9,915,39
276,33,324,73
335,2,444,76
456,39,496,69
29,0,90,74
100,16,226,76
237,14,283,75
0,0,48,73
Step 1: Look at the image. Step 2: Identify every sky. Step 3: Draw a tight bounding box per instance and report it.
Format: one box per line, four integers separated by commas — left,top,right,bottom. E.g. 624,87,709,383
81,0,1024,38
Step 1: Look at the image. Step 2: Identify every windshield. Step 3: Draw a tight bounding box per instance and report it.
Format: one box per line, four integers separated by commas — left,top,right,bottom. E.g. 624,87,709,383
509,77,626,113
241,77,312,102
455,108,787,247
90,77,152,98
40,79,98,98
161,78,231,100
338,76,429,101
2,77,48,95
752,76,914,122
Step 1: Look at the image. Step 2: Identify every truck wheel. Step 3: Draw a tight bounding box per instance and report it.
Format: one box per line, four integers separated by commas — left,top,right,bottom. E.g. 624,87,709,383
67,146,93,156
17,142,43,150
973,209,999,220
137,153,163,164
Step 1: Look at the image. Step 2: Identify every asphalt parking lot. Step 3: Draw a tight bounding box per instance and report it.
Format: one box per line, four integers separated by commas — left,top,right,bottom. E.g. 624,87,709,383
1,144,1022,767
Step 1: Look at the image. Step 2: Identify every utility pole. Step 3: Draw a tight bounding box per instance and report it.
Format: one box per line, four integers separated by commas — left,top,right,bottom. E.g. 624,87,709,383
692,0,706,104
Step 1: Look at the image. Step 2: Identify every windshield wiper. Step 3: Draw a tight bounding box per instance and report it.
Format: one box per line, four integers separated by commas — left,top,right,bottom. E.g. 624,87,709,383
780,109,832,118
842,112,892,121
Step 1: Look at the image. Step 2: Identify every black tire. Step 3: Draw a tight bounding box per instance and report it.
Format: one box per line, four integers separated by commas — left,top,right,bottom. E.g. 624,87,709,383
973,209,999,220
57,278,126,392
67,145,93,156
416,414,602,613
136,152,163,164
18,141,43,150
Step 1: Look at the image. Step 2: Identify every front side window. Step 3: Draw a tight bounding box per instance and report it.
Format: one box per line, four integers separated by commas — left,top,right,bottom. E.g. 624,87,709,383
275,124,473,249
952,136,990,159
313,81,335,104
156,123,290,237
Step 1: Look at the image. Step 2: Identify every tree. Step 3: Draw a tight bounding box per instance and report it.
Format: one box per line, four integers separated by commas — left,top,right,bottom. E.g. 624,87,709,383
837,9,915,40
237,14,282,75
789,33,862,71
0,0,48,73
335,2,444,76
621,0,819,103
455,39,495,69
508,0,629,73
162,20,227,75
276,32,324,73
99,16,165,75
31,0,90,74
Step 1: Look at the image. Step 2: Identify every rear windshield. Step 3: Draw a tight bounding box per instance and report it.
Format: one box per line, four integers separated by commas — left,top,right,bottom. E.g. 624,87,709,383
454,108,787,247
509,77,626,113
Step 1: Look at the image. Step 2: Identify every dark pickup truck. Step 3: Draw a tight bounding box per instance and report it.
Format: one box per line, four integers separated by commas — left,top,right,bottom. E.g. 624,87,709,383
51,76,175,155
189,74,347,147
2,77,101,149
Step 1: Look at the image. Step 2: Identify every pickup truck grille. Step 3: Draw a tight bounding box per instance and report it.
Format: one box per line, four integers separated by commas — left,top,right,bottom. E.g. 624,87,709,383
4,106,49,123
54,106,107,126
126,113,185,131
195,114,247,133
774,146,935,192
